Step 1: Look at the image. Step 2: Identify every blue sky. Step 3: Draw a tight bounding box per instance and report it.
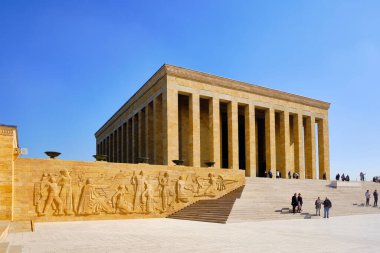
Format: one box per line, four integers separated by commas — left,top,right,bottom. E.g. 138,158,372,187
1,1,379,179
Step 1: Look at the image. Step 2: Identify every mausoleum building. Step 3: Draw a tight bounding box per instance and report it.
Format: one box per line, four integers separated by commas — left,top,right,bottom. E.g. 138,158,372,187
95,65,330,179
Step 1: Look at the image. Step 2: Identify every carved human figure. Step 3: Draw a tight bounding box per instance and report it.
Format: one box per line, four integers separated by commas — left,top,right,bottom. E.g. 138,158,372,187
77,178,113,215
142,183,155,214
72,173,85,214
58,169,74,215
43,176,64,216
131,171,146,212
36,173,49,216
204,173,217,197
159,172,170,212
176,176,191,203
112,185,132,214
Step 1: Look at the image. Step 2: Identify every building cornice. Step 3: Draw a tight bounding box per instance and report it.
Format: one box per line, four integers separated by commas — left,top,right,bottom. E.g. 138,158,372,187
164,64,331,110
96,64,331,138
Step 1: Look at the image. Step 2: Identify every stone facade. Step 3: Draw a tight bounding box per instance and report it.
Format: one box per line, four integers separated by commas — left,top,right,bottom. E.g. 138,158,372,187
0,125,245,222
96,65,330,180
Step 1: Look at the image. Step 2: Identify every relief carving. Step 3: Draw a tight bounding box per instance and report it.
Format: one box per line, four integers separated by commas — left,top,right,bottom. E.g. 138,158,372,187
33,168,240,218
77,178,113,215
112,185,132,214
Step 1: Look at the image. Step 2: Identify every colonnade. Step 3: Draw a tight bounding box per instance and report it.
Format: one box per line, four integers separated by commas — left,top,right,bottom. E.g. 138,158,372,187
97,89,330,180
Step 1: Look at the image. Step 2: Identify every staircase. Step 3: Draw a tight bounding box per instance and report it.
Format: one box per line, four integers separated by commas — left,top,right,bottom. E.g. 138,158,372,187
168,178,380,224
228,177,380,223
167,186,245,224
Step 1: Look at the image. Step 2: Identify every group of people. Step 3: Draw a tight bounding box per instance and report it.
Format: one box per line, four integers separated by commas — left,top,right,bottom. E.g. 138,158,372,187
365,189,378,207
291,193,303,213
335,173,350,181
265,170,326,180
291,194,332,218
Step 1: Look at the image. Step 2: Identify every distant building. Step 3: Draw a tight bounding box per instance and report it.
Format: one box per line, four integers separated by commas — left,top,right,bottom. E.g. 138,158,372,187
95,65,330,179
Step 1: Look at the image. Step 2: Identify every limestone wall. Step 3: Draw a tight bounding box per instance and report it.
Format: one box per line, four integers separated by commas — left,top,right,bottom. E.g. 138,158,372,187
12,158,245,222
0,125,18,220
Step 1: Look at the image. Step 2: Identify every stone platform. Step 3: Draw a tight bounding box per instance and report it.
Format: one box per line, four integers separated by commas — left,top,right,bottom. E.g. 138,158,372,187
4,214,380,253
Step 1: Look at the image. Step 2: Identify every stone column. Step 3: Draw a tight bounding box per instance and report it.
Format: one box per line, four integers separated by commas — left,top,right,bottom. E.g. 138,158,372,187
153,95,163,165
245,103,256,177
209,97,220,168
293,114,305,179
189,93,201,167
265,108,276,176
279,110,290,178
138,110,143,161
145,105,150,161
162,88,179,165
228,101,239,169
305,115,316,179
318,118,330,180
109,134,112,162
132,115,136,163
127,119,131,163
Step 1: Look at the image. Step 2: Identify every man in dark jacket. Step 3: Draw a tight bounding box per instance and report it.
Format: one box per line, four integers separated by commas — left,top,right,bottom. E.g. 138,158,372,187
297,193,303,213
323,197,332,218
291,193,298,214
374,190,378,207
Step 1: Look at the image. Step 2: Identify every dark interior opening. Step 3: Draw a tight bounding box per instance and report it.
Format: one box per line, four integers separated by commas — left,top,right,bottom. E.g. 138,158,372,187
220,103,228,168
238,106,246,170
256,109,266,177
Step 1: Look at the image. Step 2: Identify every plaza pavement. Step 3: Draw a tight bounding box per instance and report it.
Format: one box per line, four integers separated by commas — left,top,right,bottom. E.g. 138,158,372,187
5,214,380,253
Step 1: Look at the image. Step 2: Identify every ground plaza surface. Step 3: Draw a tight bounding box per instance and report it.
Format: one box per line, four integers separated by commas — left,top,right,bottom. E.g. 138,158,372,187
4,214,380,253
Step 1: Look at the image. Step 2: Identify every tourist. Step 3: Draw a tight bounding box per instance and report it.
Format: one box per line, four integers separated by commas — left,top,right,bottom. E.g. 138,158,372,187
315,197,322,216
365,190,371,206
276,170,280,179
373,190,378,207
288,171,291,179
336,173,340,181
360,172,364,181
297,193,303,213
263,170,267,178
346,175,350,181
268,170,273,178
292,172,296,179
322,172,326,180
291,193,298,214
341,173,345,181
323,197,332,218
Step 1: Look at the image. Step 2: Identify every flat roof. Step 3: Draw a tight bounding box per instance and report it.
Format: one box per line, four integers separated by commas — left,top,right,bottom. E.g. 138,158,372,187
96,64,330,137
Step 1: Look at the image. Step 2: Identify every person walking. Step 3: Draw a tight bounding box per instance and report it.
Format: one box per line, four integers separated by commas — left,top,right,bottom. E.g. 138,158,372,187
365,190,371,206
315,197,322,216
291,193,298,214
288,171,291,179
323,197,332,218
373,190,378,207
276,170,280,179
297,193,303,213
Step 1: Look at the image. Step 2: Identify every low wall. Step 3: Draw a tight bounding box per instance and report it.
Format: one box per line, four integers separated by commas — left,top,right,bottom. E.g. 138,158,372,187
330,180,361,188
13,158,245,222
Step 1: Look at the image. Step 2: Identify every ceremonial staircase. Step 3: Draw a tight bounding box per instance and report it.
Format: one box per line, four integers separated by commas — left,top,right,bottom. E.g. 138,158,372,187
168,177,380,224
168,186,245,224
